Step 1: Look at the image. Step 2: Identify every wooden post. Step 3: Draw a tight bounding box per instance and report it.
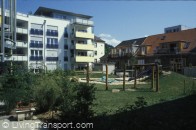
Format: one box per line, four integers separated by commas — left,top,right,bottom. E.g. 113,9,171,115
106,64,108,90
123,64,126,91
86,63,89,85
151,65,155,90
156,64,159,92
183,79,186,95
134,66,137,88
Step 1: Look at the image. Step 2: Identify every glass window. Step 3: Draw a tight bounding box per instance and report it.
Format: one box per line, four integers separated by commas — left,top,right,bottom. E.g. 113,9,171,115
47,38,50,44
55,39,58,44
31,50,34,56
35,50,38,56
183,42,190,49
64,51,68,57
64,39,67,45
39,51,42,56
94,51,97,56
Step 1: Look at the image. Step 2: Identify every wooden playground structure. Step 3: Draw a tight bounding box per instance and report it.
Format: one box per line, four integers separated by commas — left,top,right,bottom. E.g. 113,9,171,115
85,63,160,92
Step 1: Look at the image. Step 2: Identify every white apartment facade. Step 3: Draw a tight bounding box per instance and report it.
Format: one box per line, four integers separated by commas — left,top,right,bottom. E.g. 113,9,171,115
94,36,105,63
1,7,105,72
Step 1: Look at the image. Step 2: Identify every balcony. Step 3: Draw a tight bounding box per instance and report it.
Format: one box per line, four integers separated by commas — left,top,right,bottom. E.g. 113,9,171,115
46,44,58,49
4,55,27,61
75,31,94,39
30,28,43,35
75,43,94,51
75,56,94,63
16,41,28,48
71,18,93,26
30,43,43,48
16,27,28,34
46,30,58,37
46,57,58,61
156,48,180,54
30,56,43,61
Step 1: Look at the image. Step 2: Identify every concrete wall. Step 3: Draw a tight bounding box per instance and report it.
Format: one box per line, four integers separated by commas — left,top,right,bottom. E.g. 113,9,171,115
94,41,105,62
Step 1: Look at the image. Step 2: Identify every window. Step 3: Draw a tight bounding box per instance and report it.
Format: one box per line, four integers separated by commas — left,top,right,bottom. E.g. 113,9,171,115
31,50,34,56
183,42,190,49
64,51,68,57
64,39,67,45
64,64,68,70
39,51,42,56
94,51,97,56
94,43,97,48
71,40,74,45
35,50,38,56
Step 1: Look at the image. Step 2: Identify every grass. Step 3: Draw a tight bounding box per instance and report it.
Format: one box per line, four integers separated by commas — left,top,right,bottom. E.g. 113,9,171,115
93,72,196,115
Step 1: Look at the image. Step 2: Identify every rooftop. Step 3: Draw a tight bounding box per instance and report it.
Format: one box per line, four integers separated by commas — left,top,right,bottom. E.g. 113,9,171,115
116,37,146,48
34,6,92,19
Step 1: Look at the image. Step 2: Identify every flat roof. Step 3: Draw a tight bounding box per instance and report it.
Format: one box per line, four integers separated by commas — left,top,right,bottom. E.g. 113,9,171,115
34,6,92,19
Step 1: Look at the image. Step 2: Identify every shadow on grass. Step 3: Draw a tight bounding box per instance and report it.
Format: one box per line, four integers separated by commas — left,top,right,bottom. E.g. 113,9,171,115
92,94,196,130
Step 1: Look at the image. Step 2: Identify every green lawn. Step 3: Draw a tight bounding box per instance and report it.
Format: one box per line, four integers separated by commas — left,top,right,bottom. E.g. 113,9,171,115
93,72,196,115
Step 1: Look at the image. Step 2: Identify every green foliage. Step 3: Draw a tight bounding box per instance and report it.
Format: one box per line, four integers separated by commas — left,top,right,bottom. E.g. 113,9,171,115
60,83,96,121
0,65,34,114
105,43,114,55
33,74,62,113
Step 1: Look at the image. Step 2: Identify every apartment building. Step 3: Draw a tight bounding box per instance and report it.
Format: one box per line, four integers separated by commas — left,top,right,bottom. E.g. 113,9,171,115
105,37,146,69
137,27,196,71
1,7,102,72
94,36,105,63
0,10,28,71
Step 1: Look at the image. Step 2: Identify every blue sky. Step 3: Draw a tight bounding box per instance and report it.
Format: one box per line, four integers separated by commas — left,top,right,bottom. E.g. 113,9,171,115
17,0,196,46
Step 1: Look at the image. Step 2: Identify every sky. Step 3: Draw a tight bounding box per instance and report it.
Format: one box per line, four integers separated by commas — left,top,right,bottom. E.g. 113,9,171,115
17,0,196,47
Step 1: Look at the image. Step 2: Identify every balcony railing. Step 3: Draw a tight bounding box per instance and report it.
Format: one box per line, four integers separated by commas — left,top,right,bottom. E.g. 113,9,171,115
75,31,94,39
4,55,27,61
30,56,43,61
75,43,94,50
75,56,94,62
46,44,58,49
30,28,43,35
30,43,43,48
46,57,58,61
16,41,28,48
156,48,180,54
16,27,28,34
71,18,93,26
46,30,58,37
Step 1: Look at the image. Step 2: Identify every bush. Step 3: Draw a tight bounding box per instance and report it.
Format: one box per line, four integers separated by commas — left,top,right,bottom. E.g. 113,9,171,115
60,83,96,122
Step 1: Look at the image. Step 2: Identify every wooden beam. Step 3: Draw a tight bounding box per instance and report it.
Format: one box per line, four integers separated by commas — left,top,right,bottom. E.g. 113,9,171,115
123,64,126,91
134,67,137,88
86,63,89,85
156,64,159,92
151,65,155,90
106,64,108,90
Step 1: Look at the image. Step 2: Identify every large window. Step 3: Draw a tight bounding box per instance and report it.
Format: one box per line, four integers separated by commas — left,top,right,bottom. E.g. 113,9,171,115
46,38,58,49
30,50,43,61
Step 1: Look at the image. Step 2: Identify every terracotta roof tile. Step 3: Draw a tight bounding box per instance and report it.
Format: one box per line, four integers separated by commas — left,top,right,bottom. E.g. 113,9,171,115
142,28,196,55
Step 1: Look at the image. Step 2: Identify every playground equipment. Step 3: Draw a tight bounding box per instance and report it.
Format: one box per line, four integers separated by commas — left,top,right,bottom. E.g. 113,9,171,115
131,63,160,92
85,63,160,92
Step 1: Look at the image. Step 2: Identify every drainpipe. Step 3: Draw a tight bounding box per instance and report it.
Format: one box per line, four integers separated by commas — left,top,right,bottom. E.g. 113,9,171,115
1,0,5,62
